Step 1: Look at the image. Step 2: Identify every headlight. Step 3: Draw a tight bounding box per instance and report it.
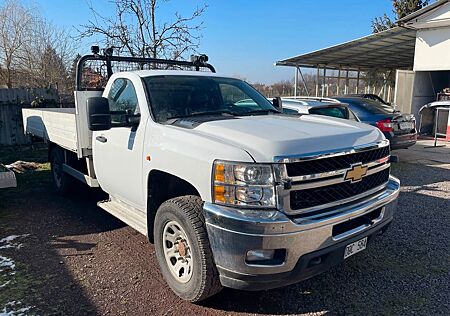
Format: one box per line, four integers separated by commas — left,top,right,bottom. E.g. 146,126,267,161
212,161,276,208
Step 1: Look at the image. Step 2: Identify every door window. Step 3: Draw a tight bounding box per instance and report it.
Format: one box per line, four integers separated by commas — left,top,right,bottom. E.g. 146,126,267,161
348,109,360,121
108,78,140,124
219,83,258,109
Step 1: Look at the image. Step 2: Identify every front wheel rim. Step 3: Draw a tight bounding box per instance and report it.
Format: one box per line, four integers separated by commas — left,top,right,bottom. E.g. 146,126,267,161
162,220,194,283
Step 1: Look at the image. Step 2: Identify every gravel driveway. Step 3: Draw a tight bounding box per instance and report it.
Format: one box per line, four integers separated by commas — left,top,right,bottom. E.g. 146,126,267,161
0,149,449,315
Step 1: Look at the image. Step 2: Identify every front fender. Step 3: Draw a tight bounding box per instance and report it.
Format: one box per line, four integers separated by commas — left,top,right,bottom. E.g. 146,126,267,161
143,123,254,202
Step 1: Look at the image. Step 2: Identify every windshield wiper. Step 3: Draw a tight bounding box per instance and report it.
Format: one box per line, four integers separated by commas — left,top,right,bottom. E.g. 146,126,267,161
240,109,281,115
167,109,237,120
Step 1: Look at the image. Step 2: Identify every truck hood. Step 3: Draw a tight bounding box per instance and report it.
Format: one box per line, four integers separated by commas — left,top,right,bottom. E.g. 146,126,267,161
190,114,384,162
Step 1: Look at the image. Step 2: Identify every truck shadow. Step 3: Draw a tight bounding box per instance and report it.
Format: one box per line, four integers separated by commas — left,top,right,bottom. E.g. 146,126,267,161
0,168,124,314
200,162,450,315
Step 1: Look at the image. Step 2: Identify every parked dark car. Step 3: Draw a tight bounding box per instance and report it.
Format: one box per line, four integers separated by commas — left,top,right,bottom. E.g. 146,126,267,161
345,94,390,105
335,97,417,149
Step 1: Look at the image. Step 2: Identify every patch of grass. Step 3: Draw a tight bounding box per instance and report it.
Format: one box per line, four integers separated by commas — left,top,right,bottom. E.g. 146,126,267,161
0,148,51,216
15,168,51,190
0,147,54,314
0,261,41,314
0,169,51,217
0,145,48,165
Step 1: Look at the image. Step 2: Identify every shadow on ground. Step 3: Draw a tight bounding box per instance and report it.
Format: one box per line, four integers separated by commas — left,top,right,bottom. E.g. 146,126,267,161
0,166,124,314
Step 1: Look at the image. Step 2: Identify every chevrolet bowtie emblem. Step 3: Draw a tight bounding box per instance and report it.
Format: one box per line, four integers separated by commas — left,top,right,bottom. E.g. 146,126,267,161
345,163,368,183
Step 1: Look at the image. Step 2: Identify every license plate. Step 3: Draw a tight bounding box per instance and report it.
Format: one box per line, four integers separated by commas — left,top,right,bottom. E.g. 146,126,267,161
399,122,414,130
344,237,367,259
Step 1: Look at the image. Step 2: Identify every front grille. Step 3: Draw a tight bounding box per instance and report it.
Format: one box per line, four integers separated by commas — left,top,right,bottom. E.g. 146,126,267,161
286,146,390,177
289,168,390,211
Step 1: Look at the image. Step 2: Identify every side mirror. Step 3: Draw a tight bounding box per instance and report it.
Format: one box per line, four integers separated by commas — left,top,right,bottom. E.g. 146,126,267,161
272,97,282,111
87,97,111,131
127,113,141,126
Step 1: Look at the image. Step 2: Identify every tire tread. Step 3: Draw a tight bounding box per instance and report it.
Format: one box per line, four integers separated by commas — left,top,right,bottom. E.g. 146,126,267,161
165,195,222,302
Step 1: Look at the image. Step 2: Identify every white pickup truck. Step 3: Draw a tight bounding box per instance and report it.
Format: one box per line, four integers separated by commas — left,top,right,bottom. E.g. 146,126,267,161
22,51,400,302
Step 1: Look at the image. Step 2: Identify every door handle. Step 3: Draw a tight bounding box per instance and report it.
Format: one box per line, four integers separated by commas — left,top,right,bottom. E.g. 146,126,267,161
96,136,107,143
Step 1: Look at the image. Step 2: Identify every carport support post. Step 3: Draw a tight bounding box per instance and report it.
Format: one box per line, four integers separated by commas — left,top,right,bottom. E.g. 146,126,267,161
344,70,349,95
315,66,320,97
294,66,299,97
387,83,392,103
337,69,341,95
356,69,360,94
299,68,310,97
322,68,326,97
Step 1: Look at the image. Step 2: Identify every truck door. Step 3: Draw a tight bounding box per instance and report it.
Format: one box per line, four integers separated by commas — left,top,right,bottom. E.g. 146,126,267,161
92,77,146,209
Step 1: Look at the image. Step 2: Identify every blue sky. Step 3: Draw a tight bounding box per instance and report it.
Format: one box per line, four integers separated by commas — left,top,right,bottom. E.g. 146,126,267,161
19,0,394,83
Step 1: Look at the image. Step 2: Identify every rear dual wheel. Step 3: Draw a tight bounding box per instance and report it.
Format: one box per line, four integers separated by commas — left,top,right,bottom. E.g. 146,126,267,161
49,146,75,195
154,195,222,302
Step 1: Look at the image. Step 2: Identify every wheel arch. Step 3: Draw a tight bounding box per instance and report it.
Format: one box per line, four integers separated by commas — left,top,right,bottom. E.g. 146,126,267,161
146,169,202,242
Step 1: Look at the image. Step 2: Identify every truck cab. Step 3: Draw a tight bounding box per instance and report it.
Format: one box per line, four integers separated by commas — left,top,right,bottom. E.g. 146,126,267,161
23,52,400,302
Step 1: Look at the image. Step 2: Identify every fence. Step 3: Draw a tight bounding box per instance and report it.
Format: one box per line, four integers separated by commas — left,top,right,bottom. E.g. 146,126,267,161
0,103,30,146
0,88,73,146
0,88,58,104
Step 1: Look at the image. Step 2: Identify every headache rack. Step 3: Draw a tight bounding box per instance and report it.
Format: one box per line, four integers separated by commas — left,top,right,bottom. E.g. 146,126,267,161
75,52,215,91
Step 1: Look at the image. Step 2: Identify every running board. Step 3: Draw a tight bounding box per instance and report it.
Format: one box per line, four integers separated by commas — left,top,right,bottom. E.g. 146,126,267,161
63,164,99,187
97,198,147,236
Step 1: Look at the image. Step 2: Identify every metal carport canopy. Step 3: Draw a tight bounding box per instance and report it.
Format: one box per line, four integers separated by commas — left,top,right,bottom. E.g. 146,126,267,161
276,27,417,71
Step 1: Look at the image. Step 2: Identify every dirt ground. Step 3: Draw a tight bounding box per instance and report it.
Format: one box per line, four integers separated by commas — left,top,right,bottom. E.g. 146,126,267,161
0,146,449,315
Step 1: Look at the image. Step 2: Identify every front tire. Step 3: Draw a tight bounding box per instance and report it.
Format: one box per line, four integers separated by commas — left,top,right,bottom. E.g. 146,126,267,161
154,195,222,302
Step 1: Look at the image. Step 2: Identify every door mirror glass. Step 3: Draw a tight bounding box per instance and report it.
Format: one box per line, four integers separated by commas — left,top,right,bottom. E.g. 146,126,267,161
87,97,111,131
272,97,282,111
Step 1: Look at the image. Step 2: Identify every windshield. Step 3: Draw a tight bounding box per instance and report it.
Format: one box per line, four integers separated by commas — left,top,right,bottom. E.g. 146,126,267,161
143,75,277,122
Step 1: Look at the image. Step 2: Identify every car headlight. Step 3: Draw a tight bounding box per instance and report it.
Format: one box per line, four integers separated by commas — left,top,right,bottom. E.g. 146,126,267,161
212,161,276,208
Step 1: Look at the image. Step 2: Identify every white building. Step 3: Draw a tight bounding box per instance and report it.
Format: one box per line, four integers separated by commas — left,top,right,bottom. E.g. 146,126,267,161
396,0,450,118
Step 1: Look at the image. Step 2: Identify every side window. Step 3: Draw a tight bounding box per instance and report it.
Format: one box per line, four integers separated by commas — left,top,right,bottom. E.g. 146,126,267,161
348,109,359,121
108,78,140,123
219,83,258,108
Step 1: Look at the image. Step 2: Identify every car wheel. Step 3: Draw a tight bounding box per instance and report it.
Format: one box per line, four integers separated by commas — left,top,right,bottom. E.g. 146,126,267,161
154,195,222,302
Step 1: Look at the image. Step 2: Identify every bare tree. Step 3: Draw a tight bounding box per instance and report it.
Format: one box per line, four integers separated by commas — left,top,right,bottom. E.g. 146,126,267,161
79,0,207,60
21,19,77,93
0,0,77,94
0,0,34,88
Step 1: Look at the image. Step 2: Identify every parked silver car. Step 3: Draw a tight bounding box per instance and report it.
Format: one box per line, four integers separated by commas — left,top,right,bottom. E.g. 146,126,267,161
280,97,360,121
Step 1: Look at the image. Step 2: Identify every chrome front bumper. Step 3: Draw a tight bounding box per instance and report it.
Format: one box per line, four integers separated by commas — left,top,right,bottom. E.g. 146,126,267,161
204,176,400,290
